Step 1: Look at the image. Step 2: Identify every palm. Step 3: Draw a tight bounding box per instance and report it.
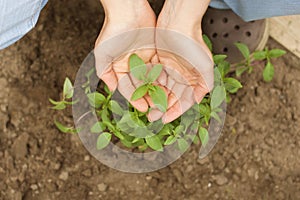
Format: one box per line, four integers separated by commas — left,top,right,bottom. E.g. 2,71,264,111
147,29,214,123
94,4,156,112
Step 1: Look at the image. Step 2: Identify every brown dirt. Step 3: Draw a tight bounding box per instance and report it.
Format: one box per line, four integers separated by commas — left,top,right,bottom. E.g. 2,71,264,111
0,0,299,199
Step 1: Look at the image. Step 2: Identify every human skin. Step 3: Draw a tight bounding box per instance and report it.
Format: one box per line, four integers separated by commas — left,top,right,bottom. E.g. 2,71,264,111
148,0,214,123
95,0,213,123
95,0,156,112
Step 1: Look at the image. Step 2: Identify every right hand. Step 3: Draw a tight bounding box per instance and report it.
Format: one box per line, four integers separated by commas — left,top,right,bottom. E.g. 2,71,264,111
147,0,214,123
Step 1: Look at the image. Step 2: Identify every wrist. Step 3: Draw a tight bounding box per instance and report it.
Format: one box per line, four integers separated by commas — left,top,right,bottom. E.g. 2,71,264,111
158,0,210,39
100,0,150,21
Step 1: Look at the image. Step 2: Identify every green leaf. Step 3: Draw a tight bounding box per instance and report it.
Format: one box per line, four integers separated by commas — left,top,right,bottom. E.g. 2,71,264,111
64,99,79,105
164,135,177,145
198,127,209,146
248,66,254,74
104,84,111,95
121,139,133,148
63,78,74,99
138,144,148,151
131,85,148,101
210,86,226,109
147,64,163,82
174,125,184,136
192,135,200,144
203,34,213,52
199,103,210,117
116,121,132,133
226,94,231,103
132,137,141,144
181,115,195,131
69,128,81,134
177,138,189,152
51,102,66,110
146,135,163,151
263,61,275,82
110,100,124,115
113,130,125,140
214,68,222,86
210,111,222,123
54,121,77,134
103,121,115,132
268,49,286,58
101,108,110,123
224,78,243,93
85,68,95,78
149,86,168,113
87,92,106,108
216,60,231,77
118,113,136,129
158,125,172,136
234,43,250,59
253,51,267,60
213,55,227,64
91,122,106,133
129,54,147,80
96,132,112,150
235,66,248,77
49,98,60,105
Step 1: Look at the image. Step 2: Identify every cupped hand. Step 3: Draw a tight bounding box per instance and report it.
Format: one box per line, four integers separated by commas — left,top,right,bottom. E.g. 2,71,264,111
94,0,156,112
147,3,214,124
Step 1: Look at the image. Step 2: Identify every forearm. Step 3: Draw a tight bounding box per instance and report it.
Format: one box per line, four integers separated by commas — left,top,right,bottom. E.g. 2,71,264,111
158,0,211,40
100,0,149,18
163,0,211,17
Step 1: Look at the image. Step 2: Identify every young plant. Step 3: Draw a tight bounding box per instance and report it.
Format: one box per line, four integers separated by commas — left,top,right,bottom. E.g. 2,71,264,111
49,78,79,134
234,42,286,81
51,36,286,152
129,54,168,112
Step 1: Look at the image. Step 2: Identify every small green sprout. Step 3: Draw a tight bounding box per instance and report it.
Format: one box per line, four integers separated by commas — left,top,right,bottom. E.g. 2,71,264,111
49,78,76,110
234,42,286,82
129,54,168,112
49,78,79,134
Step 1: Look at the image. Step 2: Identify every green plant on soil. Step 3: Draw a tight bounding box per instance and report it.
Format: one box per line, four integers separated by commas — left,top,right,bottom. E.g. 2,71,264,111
234,42,286,82
50,36,285,152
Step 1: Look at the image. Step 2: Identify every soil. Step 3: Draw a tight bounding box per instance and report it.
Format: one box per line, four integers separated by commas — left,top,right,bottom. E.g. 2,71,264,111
0,0,299,200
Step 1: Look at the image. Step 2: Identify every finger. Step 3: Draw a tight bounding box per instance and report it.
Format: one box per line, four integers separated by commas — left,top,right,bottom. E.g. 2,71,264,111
162,86,194,124
193,84,209,104
156,68,168,86
117,73,149,113
166,76,176,92
100,66,118,91
167,91,178,109
144,94,154,107
144,85,169,108
171,83,185,100
147,109,164,122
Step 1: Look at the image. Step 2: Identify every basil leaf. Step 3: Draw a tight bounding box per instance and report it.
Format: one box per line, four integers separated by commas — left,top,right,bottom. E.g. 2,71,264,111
96,132,112,150
198,127,209,146
146,135,163,151
263,61,275,82
234,42,250,59
129,54,147,80
210,85,226,109
131,85,148,101
149,86,168,113
147,64,163,82
63,78,74,99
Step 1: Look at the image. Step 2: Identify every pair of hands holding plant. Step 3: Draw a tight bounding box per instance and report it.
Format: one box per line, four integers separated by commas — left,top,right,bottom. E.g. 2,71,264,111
94,0,214,124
